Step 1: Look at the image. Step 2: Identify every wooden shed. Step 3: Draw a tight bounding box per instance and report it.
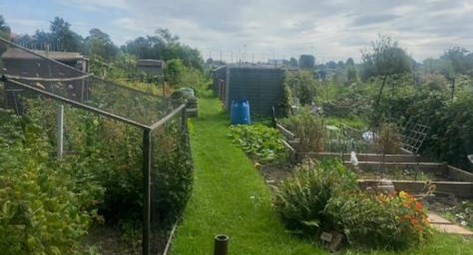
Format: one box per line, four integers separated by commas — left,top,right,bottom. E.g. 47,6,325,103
136,59,165,76
1,48,89,76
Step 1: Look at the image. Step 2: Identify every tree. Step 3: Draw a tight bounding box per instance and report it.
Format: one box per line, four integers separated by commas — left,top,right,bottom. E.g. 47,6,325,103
123,29,203,71
50,17,82,51
361,35,412,80
346,57,355,66
299,54,315,69
345,57,357,84
164,59,186,87
361,35,413,125
439,47,472,98
33,30,51,50
85,28,118,60
346,66,357,84
325,61,337,69
284,71,316,105
0,15,10,40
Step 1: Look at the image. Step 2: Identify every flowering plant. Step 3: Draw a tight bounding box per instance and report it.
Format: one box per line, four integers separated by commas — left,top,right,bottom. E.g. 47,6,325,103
377,191,432,243
326,190,432,250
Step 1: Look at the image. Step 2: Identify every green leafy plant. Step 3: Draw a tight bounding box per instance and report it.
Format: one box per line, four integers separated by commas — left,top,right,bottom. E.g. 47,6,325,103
273,160,358,236
280,110,326,152
326,191,432,250
228,124,286,164
274,159,431,251
0,111,101,255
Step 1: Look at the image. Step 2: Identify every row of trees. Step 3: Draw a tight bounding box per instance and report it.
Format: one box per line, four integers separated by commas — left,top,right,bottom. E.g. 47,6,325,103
1,15,203,71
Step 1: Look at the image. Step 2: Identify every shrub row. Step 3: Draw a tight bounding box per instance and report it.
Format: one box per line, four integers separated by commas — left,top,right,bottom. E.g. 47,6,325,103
0,97,194,253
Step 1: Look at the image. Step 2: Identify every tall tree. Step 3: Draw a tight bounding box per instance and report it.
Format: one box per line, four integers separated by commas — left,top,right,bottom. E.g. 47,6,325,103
85,28,118,60
346,57,355,66
49,17,82,51
440,47,472,98
299,54,315,69
289,57,298,67
123,28,203,70
346,57,357,84
361,35,412,125
0,15,11,40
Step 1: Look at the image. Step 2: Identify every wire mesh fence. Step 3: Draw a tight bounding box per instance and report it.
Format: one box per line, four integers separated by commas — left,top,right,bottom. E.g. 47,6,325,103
0,39,169,125
0,38,193,255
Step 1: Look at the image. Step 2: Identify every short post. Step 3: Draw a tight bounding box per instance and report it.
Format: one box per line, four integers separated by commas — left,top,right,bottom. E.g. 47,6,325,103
213,234,229,255
56,105,64,158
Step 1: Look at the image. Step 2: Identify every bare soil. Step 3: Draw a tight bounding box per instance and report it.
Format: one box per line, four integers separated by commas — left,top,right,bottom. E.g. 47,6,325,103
81,226,168,255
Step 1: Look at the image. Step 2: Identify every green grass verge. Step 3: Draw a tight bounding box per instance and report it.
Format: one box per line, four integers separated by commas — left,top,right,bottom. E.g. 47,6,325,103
170,90,473,255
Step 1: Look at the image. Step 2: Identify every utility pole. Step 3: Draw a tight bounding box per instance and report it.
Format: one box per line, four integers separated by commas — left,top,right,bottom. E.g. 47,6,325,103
231,51,233,63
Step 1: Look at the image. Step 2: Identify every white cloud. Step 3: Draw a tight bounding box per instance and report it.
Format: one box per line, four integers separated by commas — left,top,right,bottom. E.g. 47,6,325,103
6,0,473,62
55,0,128,10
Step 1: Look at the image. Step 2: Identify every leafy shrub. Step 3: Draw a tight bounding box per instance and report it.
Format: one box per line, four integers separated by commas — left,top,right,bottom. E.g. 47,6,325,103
281,110,326,152
274,159,431,250
273,160,357,235
152,119,194,228
326,191,432,250
284,70,317,106
228,124,286,163
20,98,194,235
0,111,101,255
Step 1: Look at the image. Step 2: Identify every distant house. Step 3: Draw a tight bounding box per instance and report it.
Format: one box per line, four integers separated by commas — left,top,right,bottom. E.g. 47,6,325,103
1,48,89,76
213,64,285,117
136,59,165,76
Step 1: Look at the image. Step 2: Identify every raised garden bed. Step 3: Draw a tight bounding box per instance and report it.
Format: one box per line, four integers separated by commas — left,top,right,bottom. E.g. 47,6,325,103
300,152,473,199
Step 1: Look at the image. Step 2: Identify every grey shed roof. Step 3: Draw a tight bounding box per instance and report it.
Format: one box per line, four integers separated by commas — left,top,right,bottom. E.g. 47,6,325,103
1,48,88,61
137,59,165,68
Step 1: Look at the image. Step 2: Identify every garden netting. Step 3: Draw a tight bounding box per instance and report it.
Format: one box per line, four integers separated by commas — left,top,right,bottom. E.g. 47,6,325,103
0,38,193,255
0,38,169,126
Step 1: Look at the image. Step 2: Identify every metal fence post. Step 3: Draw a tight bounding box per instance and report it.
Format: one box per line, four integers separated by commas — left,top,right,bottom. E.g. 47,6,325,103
142,129,152,255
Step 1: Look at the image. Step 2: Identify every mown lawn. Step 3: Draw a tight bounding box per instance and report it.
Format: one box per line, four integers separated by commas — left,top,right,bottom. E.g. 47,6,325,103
170,90,473,255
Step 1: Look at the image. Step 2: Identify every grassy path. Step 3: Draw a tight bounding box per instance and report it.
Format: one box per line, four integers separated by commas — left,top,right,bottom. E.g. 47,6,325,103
170,91,321,254
171,90,473,255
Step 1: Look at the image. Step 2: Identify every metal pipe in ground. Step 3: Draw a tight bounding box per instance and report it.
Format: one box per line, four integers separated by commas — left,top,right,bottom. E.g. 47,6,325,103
213,234,229,255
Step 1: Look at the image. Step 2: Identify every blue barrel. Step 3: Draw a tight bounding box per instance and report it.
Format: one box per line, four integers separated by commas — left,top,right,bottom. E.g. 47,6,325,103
230,99,251,125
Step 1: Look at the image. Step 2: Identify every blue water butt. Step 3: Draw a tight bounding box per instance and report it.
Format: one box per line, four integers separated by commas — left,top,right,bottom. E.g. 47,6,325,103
230,99,251,125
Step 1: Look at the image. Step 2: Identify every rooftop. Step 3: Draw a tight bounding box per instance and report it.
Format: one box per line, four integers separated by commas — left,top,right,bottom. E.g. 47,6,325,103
1,48,88,61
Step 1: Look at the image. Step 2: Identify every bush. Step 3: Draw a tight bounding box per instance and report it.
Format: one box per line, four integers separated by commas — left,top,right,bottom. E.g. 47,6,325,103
280,110,326,152
0,111,101,255
284,71,317,106
326,191,432,250
228,124,286,164
273,160,358,236
274,160,431,250
152,119,194,227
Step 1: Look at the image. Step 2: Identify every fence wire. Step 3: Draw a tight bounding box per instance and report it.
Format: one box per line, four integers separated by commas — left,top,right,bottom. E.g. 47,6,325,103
0,39,169,126
0,39,193,255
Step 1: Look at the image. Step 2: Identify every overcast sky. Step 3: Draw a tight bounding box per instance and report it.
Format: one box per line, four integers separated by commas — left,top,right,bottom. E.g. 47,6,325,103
2,0,473,63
